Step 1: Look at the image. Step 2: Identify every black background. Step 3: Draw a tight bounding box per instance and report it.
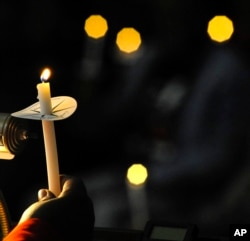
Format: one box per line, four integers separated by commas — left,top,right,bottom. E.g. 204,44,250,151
1,0,250,238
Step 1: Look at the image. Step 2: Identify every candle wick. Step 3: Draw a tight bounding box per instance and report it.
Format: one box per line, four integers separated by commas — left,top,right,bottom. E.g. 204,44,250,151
40,78,48,83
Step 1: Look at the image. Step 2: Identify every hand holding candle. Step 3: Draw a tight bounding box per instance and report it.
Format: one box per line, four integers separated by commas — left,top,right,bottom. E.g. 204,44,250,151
37,68,61,196
11,67,77,196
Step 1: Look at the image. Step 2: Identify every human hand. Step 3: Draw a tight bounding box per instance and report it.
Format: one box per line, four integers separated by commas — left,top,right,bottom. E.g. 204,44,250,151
19,175,95,241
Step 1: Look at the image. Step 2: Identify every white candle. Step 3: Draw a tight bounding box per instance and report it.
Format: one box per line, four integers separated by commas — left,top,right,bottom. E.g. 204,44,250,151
40,120,60,196
36,69,60,196
126,164,149,229
37,82,52,115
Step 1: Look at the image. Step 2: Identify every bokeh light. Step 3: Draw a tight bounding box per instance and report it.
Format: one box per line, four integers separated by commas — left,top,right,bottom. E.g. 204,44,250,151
116,27,142,53
84,14,108,39
207,15,234,43
127,163,148,186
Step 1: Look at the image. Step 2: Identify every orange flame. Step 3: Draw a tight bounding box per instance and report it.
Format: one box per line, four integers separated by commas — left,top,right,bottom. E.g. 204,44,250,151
40,68,51,82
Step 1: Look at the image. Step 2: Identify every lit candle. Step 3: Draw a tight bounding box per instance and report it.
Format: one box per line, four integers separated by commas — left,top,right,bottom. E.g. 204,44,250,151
37,68,60,196
126,164,149,229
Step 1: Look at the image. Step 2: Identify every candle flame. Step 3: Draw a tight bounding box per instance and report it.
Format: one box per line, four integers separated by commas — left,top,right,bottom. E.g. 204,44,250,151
40,68,51,82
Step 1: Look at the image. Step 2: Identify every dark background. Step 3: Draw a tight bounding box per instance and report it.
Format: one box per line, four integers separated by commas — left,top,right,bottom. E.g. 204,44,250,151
1,0,250,238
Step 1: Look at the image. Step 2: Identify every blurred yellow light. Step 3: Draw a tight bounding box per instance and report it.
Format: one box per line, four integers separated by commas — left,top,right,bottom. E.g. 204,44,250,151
84,15,108,39
116,27,141,53
207,15,234,43
127,163,148,186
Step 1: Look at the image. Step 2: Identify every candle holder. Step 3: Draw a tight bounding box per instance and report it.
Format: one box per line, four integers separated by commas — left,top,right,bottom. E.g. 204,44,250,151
11,95,77,196
0,113,29,160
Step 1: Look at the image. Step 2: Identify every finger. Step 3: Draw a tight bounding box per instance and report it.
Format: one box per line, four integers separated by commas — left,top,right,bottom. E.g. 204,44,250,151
59,177,87,198
38,189,56,201
59,174,71,188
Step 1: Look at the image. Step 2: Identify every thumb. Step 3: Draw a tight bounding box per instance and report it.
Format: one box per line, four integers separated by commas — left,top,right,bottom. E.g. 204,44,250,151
38,189,56,201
